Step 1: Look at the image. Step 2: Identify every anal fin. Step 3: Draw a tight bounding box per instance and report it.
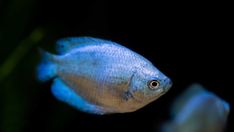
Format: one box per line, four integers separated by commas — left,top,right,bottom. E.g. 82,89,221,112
51,78,106,115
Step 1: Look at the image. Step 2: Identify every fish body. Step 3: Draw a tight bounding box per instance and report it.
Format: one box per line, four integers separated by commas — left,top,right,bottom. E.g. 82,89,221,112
37,37,172,114
161,84,230,132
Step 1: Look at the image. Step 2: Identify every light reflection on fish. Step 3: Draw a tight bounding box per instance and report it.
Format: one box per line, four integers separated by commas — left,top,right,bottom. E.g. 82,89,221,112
161,83,230,132
36,37,172,114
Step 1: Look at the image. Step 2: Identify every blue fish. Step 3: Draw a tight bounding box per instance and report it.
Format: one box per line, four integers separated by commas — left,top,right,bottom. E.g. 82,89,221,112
37,37,172,114
161,83,230,132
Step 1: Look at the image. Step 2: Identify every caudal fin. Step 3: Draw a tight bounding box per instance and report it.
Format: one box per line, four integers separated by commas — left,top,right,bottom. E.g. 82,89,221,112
36,49,57,82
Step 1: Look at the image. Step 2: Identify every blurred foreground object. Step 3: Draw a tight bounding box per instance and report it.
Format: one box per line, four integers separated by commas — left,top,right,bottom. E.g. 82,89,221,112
161,83,230,132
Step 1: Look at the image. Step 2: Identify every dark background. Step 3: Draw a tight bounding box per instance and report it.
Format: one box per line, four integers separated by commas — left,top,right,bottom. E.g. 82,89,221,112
0,0,233,132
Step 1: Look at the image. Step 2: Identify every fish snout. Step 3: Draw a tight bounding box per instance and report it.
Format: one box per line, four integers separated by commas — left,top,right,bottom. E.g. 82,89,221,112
164,78,172,92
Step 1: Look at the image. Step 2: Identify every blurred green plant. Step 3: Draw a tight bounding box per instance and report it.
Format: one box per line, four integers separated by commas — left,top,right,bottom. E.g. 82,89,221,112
0,1,42,132
0,28,45,132
0,28,45,82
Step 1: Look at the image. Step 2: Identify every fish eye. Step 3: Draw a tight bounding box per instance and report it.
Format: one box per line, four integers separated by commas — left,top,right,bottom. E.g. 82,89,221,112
148,80,160,90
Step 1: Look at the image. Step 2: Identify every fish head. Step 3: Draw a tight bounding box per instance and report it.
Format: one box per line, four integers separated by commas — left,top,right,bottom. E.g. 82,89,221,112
129,63,172,103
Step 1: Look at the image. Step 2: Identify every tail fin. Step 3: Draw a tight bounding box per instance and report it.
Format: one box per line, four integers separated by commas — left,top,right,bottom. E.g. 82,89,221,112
36,49,57,82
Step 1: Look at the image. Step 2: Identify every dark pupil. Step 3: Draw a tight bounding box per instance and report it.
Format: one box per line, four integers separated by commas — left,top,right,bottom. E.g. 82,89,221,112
151,81,158,87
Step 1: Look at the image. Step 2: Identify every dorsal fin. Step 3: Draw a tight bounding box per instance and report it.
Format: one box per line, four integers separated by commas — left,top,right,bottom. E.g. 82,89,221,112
171,83,207,116
55,36,116,54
